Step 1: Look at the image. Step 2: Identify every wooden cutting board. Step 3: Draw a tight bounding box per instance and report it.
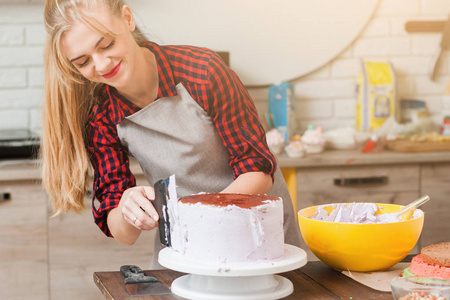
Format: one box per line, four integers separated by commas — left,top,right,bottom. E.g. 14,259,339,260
387,140,450,152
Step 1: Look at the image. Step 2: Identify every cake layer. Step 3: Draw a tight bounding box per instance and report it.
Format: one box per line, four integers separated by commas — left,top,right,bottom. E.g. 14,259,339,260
401,268,447,285
408,254,450,280
179,193,280,208
168,193,285,264
421,242,450,267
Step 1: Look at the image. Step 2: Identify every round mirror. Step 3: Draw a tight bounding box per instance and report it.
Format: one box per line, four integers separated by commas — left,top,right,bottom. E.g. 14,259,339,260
133,0,380,87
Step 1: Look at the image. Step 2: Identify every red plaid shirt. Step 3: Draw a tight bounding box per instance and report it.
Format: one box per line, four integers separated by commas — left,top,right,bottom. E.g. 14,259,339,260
87,41,276,236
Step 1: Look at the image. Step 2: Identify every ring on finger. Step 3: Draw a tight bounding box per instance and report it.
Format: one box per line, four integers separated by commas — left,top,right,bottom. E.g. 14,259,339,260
133,216,138,224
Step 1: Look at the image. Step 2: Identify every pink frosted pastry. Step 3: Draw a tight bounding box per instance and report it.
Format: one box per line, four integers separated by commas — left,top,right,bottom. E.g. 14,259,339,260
285,141,305,158
266,128,285,154
302,125,325,154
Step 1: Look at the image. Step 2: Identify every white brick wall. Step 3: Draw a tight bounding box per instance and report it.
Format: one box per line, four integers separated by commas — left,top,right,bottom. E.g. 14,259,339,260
0,3,44,132
0,68,27,88
0,0,449,135
253,0,450,134
0,26,24,45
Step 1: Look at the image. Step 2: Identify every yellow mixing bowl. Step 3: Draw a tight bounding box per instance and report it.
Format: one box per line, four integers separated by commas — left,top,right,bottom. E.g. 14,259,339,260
298,203,424,272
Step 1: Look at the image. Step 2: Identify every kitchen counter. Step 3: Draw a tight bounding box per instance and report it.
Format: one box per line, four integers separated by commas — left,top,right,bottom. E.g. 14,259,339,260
277,149,450,168
3,149,450,180
0,159,41,181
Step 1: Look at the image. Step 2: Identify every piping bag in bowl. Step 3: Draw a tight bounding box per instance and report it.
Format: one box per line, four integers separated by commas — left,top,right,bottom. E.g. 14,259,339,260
153,175,177,247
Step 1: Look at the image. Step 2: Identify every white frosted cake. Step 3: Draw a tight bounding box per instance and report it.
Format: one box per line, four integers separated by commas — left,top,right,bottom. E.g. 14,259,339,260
166,192,285,264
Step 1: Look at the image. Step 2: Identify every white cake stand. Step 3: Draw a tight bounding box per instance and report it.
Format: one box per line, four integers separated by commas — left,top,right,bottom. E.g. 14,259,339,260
158,244,307,300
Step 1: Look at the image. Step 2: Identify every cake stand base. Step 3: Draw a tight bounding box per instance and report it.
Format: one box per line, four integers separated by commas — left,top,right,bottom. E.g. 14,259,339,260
159,244,307,300
172,274,293,300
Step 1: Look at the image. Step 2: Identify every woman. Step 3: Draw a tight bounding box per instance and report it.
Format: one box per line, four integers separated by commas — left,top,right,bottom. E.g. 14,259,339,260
42,0,301,269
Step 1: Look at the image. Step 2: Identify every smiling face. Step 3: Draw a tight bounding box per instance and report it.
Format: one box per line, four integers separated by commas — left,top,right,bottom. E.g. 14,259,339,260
60,3,139,90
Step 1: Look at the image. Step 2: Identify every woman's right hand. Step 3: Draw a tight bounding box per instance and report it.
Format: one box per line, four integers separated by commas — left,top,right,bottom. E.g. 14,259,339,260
118,186,159,231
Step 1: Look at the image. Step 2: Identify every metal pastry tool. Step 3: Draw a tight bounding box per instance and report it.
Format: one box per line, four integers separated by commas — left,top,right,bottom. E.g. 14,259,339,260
154,178,172,247
120,265,171,296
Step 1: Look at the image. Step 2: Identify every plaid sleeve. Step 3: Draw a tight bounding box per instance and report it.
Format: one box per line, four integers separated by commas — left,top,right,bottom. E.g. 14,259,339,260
204,52,276,181
87,106,136,237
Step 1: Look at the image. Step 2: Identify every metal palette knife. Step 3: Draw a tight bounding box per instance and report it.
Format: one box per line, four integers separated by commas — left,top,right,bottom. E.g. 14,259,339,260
120,265,171,296
153,177,172,247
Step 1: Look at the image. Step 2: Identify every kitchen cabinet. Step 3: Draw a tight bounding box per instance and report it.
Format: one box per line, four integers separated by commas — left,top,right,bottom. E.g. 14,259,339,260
297,164,420,208
0,177,49,300
0,161,156,300
420,163,450,247
48,174,156,300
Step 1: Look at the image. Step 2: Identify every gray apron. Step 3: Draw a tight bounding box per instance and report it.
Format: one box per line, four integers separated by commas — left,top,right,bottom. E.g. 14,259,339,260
117,83,301,269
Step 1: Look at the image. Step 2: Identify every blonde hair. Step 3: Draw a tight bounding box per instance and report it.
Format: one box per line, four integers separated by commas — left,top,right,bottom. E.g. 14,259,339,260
41,0,144,215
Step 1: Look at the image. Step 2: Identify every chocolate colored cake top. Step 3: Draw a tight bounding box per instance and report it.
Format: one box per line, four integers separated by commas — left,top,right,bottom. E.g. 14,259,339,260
179,193,280,209
421,242,450,267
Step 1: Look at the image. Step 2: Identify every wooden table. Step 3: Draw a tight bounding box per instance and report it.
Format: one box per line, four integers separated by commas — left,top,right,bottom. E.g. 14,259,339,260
94,257,411,300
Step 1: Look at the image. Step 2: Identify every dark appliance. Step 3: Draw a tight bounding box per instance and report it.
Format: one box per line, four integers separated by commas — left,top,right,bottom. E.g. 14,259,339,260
0,129,40,159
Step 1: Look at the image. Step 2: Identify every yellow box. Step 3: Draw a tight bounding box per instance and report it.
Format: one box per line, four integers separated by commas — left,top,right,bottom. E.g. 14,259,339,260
356,60,399,132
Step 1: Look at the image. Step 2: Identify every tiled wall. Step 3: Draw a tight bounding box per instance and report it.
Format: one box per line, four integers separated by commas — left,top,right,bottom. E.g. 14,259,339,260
1,0,449,135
